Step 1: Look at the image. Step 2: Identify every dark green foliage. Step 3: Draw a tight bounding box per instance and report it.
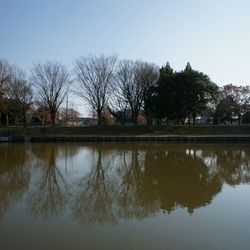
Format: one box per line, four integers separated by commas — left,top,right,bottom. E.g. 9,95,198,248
242,112,250,124
151,62,218,124
156,62,177,121
181,63,218,124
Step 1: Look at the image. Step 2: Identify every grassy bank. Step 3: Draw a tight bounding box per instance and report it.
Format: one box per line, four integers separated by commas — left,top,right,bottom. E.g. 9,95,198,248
0,125,250,136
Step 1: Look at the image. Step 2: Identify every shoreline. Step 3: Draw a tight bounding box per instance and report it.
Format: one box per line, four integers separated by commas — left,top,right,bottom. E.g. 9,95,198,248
1,134,250,143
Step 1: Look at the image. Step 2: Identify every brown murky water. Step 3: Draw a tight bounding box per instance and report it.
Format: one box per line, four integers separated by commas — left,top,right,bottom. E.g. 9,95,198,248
0,142,250,250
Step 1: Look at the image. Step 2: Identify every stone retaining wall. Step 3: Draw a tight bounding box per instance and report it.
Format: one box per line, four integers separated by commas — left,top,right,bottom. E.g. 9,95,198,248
30,135,250,142
1,135,250,143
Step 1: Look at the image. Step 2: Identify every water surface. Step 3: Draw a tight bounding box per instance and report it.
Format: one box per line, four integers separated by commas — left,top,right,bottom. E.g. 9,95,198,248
0,142,250,250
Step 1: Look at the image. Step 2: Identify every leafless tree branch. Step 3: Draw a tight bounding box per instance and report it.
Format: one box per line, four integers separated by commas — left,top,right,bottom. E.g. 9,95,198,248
74,55,117,125
31,61,71,126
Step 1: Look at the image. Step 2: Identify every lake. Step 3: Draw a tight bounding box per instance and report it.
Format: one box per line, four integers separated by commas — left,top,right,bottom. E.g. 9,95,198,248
0,142,250,250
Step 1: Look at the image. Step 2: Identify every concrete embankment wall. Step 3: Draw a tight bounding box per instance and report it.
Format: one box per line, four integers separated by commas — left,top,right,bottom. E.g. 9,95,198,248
0,135,250,143
1,135,250,143
25,135,250,142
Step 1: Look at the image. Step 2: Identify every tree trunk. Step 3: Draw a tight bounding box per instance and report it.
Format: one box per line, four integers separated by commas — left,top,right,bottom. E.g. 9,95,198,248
238,114,241,126
157,118,161,125
51,111,56,127
146,114,152,125
144,106,152,125
121,112,127,125
23,112,27,128
97,110,102,126
132,111,138,125
15,116,18,126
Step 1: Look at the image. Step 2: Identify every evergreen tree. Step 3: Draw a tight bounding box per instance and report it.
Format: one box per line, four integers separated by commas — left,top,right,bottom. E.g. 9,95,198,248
181,63,218,124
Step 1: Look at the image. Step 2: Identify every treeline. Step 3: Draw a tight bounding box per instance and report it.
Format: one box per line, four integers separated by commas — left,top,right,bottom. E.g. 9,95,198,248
0,55,250,127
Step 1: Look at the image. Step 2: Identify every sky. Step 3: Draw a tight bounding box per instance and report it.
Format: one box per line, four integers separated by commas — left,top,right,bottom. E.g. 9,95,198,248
1,0,250,115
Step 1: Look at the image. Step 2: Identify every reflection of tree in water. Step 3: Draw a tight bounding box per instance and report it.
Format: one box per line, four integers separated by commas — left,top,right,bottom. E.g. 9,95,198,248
0,144,30,218
215,148,250,185
144,146,222,214
73,149,117,224
73,143,246,223
2,142,250,223
197,146,250,186
31,143,80,169
27,144,70,219
117,149,160,219
60,143,80,159
59,143,80,172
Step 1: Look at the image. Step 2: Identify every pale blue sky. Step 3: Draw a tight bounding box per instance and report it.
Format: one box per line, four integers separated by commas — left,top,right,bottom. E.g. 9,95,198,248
1,0,250,114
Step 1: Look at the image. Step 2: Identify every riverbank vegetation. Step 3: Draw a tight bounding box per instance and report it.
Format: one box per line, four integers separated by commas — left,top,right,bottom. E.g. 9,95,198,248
0,125,250,136
0,56,250,127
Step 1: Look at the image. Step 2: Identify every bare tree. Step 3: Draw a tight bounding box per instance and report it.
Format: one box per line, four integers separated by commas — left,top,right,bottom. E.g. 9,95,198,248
116,60,141,124
139,62,159,124
108,98,129,125
74,55,117,125
8,66,33,127
0,59,11,125
108,81,129,125
116,60,139,124
215,84,250,125
31,61,71,126
0,59,10,92
116,60,159,125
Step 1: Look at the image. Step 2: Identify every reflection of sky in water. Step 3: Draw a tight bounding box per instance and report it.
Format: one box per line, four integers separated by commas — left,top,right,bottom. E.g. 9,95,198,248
57,147,94,181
